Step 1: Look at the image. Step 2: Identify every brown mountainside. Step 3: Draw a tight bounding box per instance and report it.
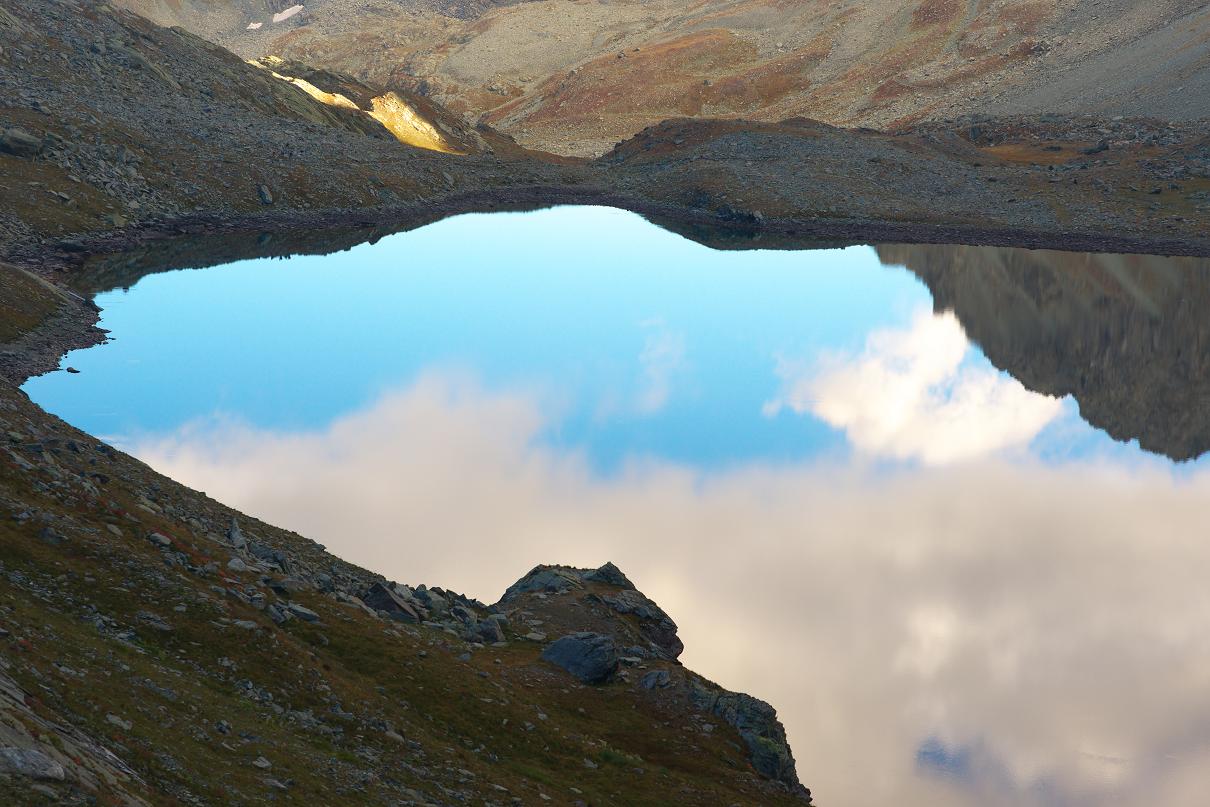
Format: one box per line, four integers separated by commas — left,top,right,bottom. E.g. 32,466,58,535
114,0,1210,156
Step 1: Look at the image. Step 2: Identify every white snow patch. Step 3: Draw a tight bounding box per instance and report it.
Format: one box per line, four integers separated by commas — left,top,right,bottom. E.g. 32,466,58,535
272,5,304,23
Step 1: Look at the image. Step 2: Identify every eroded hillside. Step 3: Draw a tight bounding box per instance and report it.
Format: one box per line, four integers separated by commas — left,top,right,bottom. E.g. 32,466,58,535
114,0,1210,156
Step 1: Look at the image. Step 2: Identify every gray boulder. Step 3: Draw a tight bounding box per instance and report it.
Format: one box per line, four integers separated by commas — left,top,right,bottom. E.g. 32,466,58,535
582,561,634,589
412,586,448,615
541,632,618,684
0,747,65,781
500,565,583,600
0,127,42,158
597,588,683,659
476,618,504,643
362,582,420,623
640,669,671,690
287,603,320,622
226,518,246,549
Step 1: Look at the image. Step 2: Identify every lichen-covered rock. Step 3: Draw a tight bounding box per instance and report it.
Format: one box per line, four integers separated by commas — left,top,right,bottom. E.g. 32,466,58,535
0,127,43,158
499,565,584,599
582,561,633,588
541,632,619,684
689,680,810,800
595,587,683,659
0,747,65,781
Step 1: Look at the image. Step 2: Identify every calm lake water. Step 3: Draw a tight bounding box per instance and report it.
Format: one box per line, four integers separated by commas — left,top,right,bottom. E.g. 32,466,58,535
24,206,1210,807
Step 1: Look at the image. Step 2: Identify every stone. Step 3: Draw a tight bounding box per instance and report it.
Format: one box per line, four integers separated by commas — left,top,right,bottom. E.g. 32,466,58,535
0,747,65,781
450,604,477,626
540,633,618,684
582,561,634,589
0,127,42,158
252,756,272,770
500,565,584,600
148,532,172,548
269,576,311,595
596,588,683,660
256,184,274,205
640,670,670,690
689,682,806,794
226,518,246,549
476,618,504,644
362,582,420,622
287,603,319,622
412,586,448,615
38,527,64,546
106,713,132,731
227,557,248,573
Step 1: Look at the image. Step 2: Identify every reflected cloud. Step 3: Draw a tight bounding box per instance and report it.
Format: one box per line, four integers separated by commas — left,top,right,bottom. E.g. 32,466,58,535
131,372,1210,807
764,310,1065,465
636,319,686,414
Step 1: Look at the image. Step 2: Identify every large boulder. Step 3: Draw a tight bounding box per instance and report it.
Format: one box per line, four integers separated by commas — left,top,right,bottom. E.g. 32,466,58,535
497,562,684,660
582,561,634,588
0,747,65,781
362,582,420,623
595,588,683,659
500,565,583,599
540,632,618,684
0,127,43,158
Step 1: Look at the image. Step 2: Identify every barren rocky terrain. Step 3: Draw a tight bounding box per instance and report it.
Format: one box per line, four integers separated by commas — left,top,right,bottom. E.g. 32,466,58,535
116,0,1210,156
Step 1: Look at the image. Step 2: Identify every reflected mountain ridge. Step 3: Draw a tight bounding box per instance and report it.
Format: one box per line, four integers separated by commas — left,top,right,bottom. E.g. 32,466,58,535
879,245,1210,462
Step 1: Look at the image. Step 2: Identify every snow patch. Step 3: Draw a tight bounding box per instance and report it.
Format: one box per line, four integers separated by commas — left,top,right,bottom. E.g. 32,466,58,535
272,5,304,24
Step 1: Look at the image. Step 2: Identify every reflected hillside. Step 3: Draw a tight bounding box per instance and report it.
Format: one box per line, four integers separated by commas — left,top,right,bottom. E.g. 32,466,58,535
880,245,1210,461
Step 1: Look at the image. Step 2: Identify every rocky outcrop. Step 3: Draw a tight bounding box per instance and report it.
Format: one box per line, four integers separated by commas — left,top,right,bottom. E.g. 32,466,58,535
500,562,683,659
504,561,807,798
689,681,806,795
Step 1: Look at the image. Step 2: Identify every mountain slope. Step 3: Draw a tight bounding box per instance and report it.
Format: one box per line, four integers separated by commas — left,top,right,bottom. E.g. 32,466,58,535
112,0,1210,156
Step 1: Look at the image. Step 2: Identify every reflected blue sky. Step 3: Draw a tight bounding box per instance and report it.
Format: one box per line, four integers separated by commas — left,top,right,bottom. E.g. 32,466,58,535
22,206,1139,470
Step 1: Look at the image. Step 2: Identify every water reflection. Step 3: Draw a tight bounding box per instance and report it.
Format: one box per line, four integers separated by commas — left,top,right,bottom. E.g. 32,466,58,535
882,245,1210,461
21,207,1210,806
132,377,1210,807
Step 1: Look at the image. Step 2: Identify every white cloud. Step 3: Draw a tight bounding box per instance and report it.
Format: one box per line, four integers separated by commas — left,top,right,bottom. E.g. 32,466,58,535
764,310,1064,464
635,319,686,414
132,374,1210,807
